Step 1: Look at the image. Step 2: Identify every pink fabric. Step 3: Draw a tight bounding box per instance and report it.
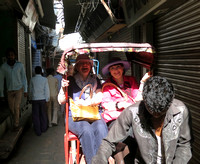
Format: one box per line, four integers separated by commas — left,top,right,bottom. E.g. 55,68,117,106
101,76,139,123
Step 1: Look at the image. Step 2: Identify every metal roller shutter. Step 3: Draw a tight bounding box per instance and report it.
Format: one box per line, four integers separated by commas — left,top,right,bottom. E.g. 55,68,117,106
99,27,133,77
17,20,29,117
154,1,200,163
110,27,133,76
17,21,26,68
110,26,132,43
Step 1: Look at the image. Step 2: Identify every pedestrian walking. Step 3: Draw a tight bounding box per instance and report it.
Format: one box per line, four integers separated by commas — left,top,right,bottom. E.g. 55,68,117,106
29,66,50,136
46,68,59,127
0,47,28,131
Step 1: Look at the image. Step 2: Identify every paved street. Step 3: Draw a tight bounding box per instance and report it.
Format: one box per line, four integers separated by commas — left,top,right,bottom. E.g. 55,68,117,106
1,112,66,164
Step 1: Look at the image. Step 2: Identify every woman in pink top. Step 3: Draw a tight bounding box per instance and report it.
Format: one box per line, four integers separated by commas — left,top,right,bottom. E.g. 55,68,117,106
101,57,150,125
101,57,151,163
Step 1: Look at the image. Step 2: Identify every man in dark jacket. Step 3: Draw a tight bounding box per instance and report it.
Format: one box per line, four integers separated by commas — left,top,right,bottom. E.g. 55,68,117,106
92,76,192,164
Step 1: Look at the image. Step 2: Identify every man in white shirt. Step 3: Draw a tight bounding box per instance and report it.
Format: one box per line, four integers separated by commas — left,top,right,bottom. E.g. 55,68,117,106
29,66,50,136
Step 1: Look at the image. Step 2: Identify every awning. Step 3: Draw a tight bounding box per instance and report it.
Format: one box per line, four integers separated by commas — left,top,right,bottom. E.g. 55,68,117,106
0,0,28,17
39,0,57,29
63,0,81,34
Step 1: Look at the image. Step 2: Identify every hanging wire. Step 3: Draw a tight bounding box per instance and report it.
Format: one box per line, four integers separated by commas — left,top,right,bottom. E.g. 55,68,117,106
78,0,100,12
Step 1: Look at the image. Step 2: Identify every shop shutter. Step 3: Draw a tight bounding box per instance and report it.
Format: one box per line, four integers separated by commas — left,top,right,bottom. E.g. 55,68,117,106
98,27,133,78
111,26,132,61
154,1,200,163
110,26,132,43
110,27,133,76
17,20,29,116
17,21,26,68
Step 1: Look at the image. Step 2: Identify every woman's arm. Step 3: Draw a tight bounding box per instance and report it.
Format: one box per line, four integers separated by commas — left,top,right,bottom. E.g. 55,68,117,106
101,85,130,111
90,78,103,105
57,78,69,105
90,88,103,105
135,72,152,101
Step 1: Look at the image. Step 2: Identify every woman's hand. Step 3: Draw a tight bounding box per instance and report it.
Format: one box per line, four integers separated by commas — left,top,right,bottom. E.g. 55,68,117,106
141,71,152,83
117,101,132,110
136,71,153,102
75,97,92,106
75,97,85,105
61,78,69,88
57,78,69,105
91,91,103,105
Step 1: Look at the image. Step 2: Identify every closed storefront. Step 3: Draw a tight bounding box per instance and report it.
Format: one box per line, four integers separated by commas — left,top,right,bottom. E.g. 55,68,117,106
99,27,141,79
110,26,133,43
98,27,133,77
17,20,31,116
154,0,200,163
17,21,26,68
110,26,133,62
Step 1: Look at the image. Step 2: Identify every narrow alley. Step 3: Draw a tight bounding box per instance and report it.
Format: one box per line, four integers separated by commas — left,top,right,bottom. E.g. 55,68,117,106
1,111,65,164
0,0,199,163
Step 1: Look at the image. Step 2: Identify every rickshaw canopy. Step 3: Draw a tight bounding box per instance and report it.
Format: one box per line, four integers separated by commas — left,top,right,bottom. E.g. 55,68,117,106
57,42,155,75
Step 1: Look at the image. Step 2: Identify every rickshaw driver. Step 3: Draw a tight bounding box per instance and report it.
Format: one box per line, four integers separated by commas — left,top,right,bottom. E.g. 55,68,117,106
92,76,192,164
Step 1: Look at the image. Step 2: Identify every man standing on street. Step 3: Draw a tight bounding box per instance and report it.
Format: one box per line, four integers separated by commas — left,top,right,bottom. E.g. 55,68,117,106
29,66,50,136
0,48,28,131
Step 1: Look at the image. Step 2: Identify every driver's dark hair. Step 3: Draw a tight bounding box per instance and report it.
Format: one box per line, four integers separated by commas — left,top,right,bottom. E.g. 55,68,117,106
142,76,174,114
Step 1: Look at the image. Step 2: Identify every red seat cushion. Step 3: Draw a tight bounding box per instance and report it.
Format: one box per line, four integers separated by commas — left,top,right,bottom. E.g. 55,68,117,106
68,131,79,140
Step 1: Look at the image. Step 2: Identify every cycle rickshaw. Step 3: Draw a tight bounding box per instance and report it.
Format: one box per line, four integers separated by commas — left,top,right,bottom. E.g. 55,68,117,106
57,42,155,164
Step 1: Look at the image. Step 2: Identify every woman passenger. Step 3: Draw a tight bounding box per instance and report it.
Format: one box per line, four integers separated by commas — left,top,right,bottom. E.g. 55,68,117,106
101,57,151,126
58,54,108,164
101,57,151,163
